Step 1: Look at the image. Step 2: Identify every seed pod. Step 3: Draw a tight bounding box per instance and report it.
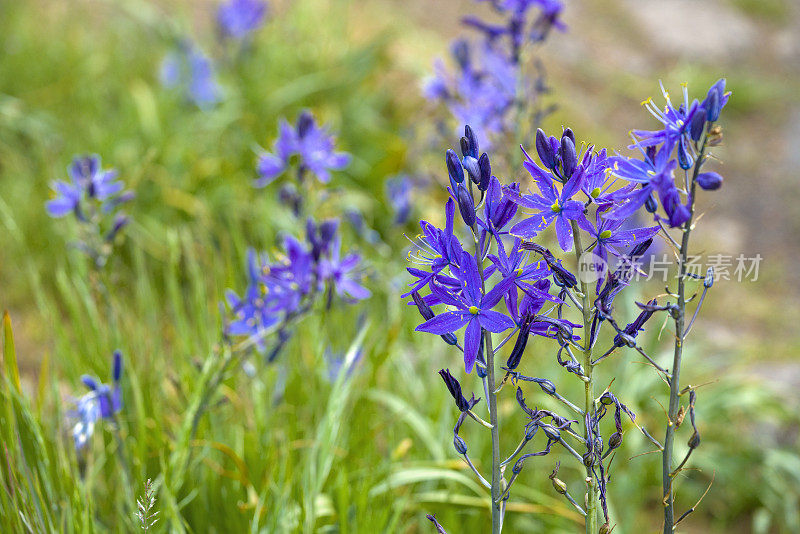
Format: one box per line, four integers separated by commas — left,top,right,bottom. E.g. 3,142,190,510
608,431,623,451
454,435,468,455
688,431,701,449
536,378,556,396
542,424,561,441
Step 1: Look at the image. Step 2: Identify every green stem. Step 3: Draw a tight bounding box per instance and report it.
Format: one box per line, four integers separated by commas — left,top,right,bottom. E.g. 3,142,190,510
662,136,707,533
571,220,599,534
473,233,503,533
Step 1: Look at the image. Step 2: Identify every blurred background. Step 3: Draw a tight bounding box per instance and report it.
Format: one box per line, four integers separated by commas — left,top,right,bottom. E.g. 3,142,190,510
1,0,799,532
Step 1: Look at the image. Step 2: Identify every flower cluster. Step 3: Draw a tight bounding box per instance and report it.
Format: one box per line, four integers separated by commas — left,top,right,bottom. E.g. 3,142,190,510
70,351,123,450
424,0,564,148
226,219,369,359
408,78,729,533
256,110,351,187
217,0,268,40
45,155,134,267
161,41,222,109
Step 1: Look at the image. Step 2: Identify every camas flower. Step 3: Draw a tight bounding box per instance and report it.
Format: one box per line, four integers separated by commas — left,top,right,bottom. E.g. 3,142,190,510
46,155,129,219
509,146,587,251
160,42,221,108
577,208,659,262
71,351,123,450
217,0,268,39
404,198,464,297
385,175,413,225
415,251,516,372
226,218,368,356
256,111,351,187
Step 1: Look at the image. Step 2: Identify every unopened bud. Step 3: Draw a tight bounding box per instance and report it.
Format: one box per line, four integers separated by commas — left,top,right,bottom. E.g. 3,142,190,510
536,128,556,169
456,184,476,227
478,153,491,191
696,171,723,191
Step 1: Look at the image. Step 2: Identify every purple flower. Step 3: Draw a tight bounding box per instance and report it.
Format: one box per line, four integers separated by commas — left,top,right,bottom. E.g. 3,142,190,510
577,209,659,263
488,237,555,318
385,175,413,224
160,43,221,108
508,147,587,251
71,351,123,450
404,198,464,297
256,111,351,186
321,236,371,302
217,0,268,39
607,144,677,221
634,82,701,152
416,251,516,372
46,155,128,218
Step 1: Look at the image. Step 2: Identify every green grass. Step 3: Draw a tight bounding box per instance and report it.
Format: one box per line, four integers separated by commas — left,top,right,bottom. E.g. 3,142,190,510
1,0,799,533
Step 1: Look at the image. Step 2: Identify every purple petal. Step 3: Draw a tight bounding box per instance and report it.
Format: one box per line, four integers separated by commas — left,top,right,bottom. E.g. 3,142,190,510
416,311,469,335
478,310,515,333
463,319,482,373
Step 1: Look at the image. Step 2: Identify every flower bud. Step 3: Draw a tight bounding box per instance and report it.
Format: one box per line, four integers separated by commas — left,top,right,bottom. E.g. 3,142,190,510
452,39,470,70
696,171,723,191
112,350,123,383
462,155,480,184
478,153,491,191
446,149,464,190
456,184,476,227
463,125,479,158
705,78,726,122
560,136,577,179
454,434,468,454
296,111,314,138
536,128,557,169
690,108,706,141
644,192,658,213
561,127,575,146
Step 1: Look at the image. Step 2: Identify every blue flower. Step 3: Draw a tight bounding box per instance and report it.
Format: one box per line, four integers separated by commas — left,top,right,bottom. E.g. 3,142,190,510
577,208,659,263
320,236,371,302
404,198,464,297
385,175,413,225
217,0,268,39
160,43,221,108
256,111,351,186
71,351,123,450
46,155,129,219
416,251,516,372
508,146,587,251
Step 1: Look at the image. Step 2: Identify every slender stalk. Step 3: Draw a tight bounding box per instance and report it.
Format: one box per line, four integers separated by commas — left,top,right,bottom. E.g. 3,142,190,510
473,233,503,533
662,137,707,532
570,220,599,534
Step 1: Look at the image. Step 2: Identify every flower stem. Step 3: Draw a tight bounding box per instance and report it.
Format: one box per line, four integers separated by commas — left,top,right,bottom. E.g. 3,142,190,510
474,233,504,533
571,220,599,534
662,136,707,533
